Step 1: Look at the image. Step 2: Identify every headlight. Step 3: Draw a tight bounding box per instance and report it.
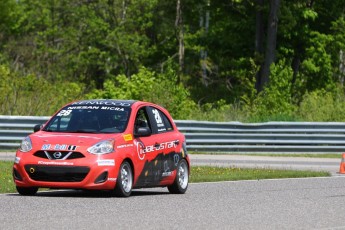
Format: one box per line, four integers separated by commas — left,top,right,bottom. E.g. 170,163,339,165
87,139,114,155
20,136,32,152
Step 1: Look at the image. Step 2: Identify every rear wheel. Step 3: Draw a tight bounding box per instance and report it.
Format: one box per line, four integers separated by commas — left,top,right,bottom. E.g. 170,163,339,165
168,159,189,194
113,161,133,197
16,186,38,196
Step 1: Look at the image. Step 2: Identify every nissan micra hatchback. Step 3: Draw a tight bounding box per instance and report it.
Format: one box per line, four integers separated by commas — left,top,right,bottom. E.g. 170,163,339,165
13,99,190,197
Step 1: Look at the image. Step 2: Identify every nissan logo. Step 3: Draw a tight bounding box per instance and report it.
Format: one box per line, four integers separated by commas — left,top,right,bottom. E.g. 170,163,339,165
53,152,62,159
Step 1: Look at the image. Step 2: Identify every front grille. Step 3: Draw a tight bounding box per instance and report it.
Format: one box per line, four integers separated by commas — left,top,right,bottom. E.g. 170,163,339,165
34,151,85,160
25,165,90,182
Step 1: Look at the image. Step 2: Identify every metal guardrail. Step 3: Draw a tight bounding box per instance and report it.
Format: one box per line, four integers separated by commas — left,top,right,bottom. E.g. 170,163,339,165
0,116,50,148
1,115,345,153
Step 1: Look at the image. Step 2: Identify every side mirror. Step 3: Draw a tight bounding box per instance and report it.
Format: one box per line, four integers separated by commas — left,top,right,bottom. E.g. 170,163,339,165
135,127,151,137
33,124,42,132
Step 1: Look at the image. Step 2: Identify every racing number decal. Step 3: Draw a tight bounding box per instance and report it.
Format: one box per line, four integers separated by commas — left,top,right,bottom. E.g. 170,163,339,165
56,110,72,117
152,109,163,125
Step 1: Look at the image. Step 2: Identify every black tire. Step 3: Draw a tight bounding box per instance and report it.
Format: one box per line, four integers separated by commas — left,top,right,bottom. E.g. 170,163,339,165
113,161,133,197
168,159,189,194
16,186,38,196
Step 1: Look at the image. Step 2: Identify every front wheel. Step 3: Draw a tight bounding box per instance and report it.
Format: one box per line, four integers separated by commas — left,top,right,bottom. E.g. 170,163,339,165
168,159,189,194
16,186,38,196
113,161,133,197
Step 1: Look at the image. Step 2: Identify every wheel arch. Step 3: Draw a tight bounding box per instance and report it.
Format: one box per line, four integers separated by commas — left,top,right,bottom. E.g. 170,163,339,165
121,157,135,180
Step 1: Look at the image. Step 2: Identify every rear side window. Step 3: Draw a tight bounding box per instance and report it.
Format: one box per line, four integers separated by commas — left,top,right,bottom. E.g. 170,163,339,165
149,107,173,134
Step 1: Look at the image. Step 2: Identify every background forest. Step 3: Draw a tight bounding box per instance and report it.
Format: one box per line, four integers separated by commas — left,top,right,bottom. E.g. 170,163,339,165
1,0,345,122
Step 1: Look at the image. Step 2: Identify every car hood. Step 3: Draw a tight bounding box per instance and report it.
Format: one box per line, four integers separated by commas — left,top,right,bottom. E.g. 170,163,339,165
29,131,122,151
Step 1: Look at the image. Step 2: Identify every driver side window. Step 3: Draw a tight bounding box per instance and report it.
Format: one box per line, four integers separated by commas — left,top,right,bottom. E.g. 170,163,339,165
134,108,150,135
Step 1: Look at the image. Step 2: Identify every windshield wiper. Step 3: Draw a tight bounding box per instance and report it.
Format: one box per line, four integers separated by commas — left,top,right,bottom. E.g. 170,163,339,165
67,129,99,133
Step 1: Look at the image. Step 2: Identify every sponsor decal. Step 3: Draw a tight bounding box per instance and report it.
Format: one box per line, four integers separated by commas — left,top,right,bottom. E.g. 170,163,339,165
162,172,172,177
67,106,99,110
134,140,146,160
38,161,74,166
71,101,131,107
154,141,177,151
41,144,77,151
68,145,77,151
54,144,67,150
123,134,133,141
117,144,134,149
68,105,126,111
100,106,124,111
42,144,51,150
108,178,117,182
97,160,115,166
134,140,178,160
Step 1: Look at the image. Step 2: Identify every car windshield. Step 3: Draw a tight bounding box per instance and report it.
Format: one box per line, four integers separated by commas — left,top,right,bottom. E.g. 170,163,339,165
43,105,131,133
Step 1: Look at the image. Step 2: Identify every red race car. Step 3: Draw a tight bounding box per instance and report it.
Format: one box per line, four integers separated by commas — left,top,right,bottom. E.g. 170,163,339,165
13,99,190,197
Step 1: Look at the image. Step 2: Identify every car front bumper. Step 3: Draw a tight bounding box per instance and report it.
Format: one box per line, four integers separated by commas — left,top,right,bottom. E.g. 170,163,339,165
13,151,120,190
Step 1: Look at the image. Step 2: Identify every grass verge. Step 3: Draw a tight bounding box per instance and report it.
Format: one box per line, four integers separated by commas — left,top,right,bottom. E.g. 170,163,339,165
190,166,330,183
189,152,341,158
1,161,331,194
0,161,15,193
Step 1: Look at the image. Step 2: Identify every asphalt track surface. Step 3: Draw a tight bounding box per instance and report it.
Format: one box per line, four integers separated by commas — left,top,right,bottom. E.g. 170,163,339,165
1,152,344,229
2,177,345,229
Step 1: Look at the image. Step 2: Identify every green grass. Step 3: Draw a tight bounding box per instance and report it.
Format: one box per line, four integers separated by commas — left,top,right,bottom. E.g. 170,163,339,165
189,152,342,159
1,160,331,194
190,166,330,183
247,153,341,158
0,161,15,194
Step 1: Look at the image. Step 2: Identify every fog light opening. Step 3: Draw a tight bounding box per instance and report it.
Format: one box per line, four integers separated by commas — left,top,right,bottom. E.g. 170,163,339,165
13,169,23,181
94,171,108,184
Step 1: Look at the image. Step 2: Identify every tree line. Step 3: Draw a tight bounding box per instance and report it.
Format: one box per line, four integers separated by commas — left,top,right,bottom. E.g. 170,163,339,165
1,0,345,121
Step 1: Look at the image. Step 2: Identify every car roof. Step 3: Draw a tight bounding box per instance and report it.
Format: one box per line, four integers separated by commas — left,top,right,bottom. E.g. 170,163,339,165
70,99,137,107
